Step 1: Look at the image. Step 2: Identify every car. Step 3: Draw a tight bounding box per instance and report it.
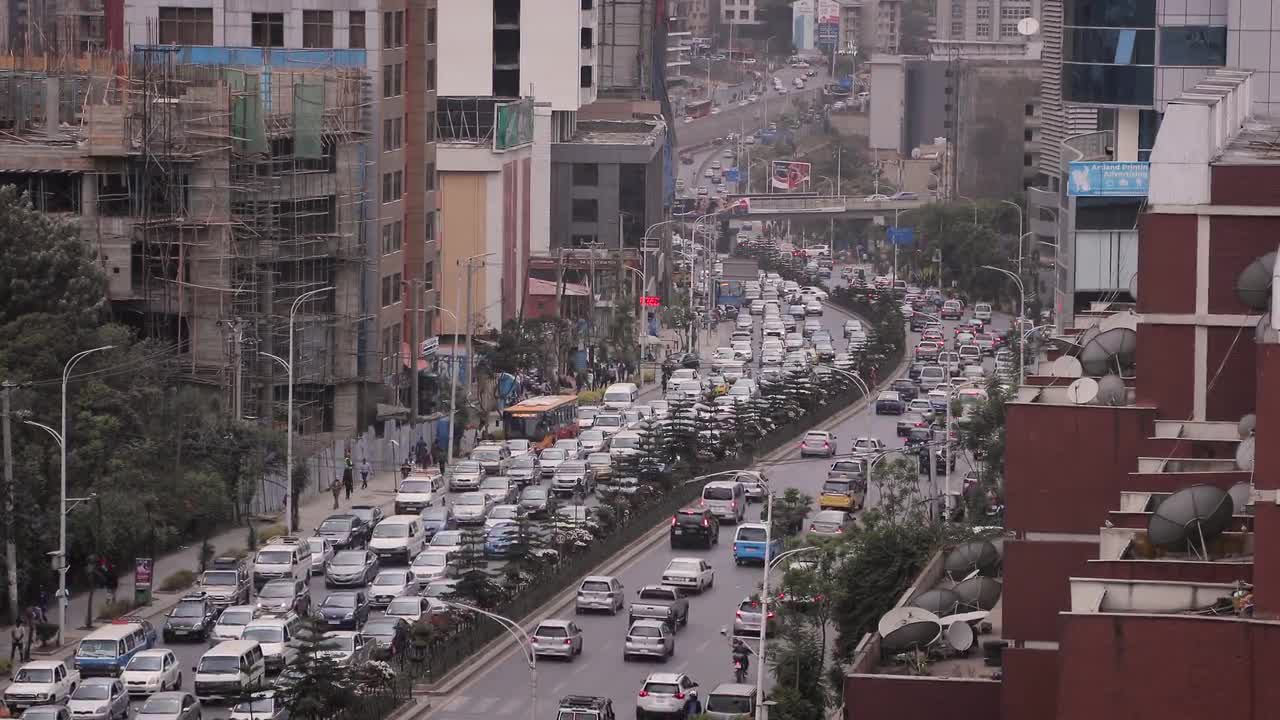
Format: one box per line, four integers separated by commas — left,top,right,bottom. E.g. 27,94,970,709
410,548,456,584
255,579,310,616
731,523,780,566
890,379,918,402
890,191,918,200
623,620,675,662
446,461,485,491
135,692,201,720
669,507,720,549
120,649,181,697
393,476,439,515
505,438,534,458
852,436,886,456
586,452,614,483
362,617,410,659
484,504,525,530
478,475,518,505
531,620,584,660
557,695,615,720
801,318,822,337
314,512,369,550
369,569,417,607
324,549,379,588
315,632,373,668
484,522,523,558
305,537,335,575
229,692,287,720
208,605,259,644
241,617,300,673
576,576,626,615
67,678,129,720
518,485,552,516
579,429,609,454
346,504,385,534
18,707,70,720
629,585,689,630
552,461,595,497
196,558,252,609
973,302,993,322
418,505,456,540
914,341,941,361
661,557,714,593
732,597,775,637
538,448,569,478
507,455,540,486
875,391,904,415
941,300,963,320
384,596,444,625
897,412,929,437
807,509,856,540
317,591,371,630
799,431,836,457
453,491,495,525
163,594,217,642
636,673,700,720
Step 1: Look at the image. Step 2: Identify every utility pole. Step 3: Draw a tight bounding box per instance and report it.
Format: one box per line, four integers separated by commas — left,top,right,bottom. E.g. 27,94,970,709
231,322,243,421
409,277,420,419
464,260,475,407
2,382,17,625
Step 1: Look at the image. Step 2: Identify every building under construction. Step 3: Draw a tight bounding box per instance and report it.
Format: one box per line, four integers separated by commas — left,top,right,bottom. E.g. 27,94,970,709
0,49,376,436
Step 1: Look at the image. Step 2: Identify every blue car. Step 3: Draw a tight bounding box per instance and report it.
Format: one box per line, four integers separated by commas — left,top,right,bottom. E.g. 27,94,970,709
732,523,782,566
485,523,521,558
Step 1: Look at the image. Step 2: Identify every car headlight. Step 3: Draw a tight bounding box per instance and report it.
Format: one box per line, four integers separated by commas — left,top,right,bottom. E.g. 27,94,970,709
344,612,354,619
97,706,109,714
36,693,51,700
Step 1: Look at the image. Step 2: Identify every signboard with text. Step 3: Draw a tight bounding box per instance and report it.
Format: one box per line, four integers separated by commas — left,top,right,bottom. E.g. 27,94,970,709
641,296,661,307
887,226,914,246
1067,161,1150,197
494,99,534,152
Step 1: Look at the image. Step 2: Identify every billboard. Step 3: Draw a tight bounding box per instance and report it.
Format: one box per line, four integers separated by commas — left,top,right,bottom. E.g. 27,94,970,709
817,0,840,47
793,0,815,51
771,160,812,191
494,98,534,152
1067,161,1150,197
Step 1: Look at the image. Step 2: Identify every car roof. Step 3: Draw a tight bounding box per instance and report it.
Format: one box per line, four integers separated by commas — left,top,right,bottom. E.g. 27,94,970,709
814,509,847,521
582,575,617,582
629,618,668,629
645,673,687,683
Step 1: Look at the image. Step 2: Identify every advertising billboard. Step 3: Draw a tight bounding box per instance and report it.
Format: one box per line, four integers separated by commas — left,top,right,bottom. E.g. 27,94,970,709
793,0,815,50
494,98,534,152
1067,161,1150,197
816,0,840,48
771,161,812,191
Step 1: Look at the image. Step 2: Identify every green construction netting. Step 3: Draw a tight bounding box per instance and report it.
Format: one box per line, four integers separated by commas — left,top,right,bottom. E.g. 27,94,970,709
293,78,324,160
226,69,267,153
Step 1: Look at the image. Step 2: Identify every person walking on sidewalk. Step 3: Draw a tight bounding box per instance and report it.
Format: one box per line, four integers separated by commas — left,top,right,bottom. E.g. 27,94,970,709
9,621,25,667
330,474,342,509
342,452,354,500
359,458,371,489
435,442,447,474
20,617,32,662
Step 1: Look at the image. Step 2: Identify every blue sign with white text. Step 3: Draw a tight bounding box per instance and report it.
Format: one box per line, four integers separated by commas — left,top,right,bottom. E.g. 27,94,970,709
1067,161,1150,197
887,227,914,246
724,168,741,183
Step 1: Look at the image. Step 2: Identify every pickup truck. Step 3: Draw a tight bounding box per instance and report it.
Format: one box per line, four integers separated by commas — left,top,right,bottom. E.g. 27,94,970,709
628,585,689,631
5,660,81,710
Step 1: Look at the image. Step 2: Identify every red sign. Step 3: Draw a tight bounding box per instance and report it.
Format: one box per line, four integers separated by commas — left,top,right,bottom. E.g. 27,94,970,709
641,296,661,307
134,558,154,589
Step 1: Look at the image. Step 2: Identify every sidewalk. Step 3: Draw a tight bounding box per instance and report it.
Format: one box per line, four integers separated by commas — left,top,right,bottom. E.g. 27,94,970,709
0,469,403,681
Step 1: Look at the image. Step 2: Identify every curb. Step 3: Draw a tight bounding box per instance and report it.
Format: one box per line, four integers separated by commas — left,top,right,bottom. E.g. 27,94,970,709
419,302,905,706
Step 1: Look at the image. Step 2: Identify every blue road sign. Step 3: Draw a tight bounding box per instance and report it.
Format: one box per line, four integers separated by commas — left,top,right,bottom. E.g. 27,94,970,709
724,168,741,183
887,226,914,246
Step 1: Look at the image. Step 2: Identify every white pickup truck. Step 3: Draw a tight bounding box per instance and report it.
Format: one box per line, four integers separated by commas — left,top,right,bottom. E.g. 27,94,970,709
4,660,81,710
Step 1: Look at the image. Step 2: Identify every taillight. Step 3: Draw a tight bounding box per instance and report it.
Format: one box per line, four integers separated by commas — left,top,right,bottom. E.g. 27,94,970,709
671,516,678,527
702,519,709,528
809,524,816,532
836,527,844,533
767,611,776,618
730,501,737,510
564,639,573,645
638,691,649,698
736,610,743,618
675,693,686,700
823,442,830,448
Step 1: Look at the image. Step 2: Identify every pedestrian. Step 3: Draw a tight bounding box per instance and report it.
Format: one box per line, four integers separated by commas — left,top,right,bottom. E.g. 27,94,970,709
415,438,428,469
9,621,24,668
330,474,342,509
342,459,354,501
435,442,447,474
359,457,371,489
35,592,48,624
20,618,32,662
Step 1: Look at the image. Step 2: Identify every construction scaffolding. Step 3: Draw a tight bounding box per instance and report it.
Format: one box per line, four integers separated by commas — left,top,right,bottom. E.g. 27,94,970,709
0,49,375,435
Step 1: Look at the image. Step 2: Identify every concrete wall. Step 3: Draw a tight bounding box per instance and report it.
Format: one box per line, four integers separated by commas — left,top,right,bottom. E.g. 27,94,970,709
550,139,665,250
437,0,493,96
954,60,1039,198
844,675,1002,720
523,0,595,110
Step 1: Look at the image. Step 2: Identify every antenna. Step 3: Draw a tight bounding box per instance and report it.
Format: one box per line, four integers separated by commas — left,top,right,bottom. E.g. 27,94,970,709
944,540,1001,580
953,577,1003,611
1016,17,1040,36
1235,251,1276,311
878,607,942,652
1147,484,1234,557
945,620,975,653
1066,377,1099,405
1238,413,1256,439
1079,328,1137,376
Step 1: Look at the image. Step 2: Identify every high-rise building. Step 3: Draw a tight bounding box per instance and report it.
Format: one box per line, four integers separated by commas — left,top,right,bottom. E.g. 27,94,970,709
837,0,904,55
935,0,1041,42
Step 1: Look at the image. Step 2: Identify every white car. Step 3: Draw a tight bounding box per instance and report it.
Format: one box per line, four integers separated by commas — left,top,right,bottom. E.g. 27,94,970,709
661,557,714,593
410,548,456,583
385,596,444,624
852,436,887,456
121,650,182,697
453,491,494,525
209,605,258,643
637,673,701,719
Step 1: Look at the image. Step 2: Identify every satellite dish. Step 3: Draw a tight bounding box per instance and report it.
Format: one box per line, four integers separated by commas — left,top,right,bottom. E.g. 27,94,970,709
1257,312,1279,344
1228,482,1253,515
1050,356,1083,378
1072,325,1102,357
945,621,975,653
911,588,962,616
1239,414,1256,439
1128,272,1138,301
878,607,942,652
1236,436,1255,471
953,577,1003,611
1079,328,1137,376
1016,17,1040,36
1066,377,1098,405
1096,375,1127,406
1098,310,1139,333
911,148,922,159
1147,484,1235,552
1235,251,1276,311
940,610,989,626
944,540,1001,580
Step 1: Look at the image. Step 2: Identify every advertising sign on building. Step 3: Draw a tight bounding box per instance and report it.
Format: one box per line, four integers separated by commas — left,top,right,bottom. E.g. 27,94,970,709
770,160,812,191
494,99,534,152
793,0,815,50
816,0,840,47
1067,161,1150,197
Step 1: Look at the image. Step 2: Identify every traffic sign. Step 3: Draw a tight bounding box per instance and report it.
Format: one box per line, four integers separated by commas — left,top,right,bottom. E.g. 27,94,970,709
641,296,661,307
641,237,661,252
420,336,439,357
887,226,914,246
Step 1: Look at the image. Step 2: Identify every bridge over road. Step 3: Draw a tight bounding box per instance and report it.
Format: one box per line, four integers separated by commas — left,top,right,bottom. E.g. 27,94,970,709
727,194,928,219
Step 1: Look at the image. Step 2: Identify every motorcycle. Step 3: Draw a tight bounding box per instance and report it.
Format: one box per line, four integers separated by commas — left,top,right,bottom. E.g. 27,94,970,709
733,658,748,684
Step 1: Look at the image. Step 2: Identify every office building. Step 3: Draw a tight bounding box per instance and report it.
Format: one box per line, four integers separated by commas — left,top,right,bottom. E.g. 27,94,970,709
935,0,1041,42
837,0,904,55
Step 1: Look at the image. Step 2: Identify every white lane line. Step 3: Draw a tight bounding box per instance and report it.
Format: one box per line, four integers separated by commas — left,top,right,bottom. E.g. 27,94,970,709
470,697,500,715
494,698,524,717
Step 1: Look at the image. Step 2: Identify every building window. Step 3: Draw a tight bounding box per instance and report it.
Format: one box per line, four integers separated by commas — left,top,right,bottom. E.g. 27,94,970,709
975,6,989,19
1023,153,1033,167
425,111,435,142
426,8,437,43
1000,22,1018,37
158,7,212,45
427,59,437,91
349,11,365,48
572,199,598,222
1064,28,1154,64
571,234,598,247
1159,26,1226,66
251,13,283,47
975,22,989,37
425,162,436,191
580,65,593,88
425,211,437,243
1025,103,1035,115
1024,128,1034,141
383,64,403,97
1063,63,1154,105
382,273,403,307
1067,0,1155,28
381,275,392,306
382,220,403,253
383,11,404,48
302,10,333,48
383,117,403,151
581,27,593,49
738,9,748,19
424,261,435,291
950,21,963,36
394,10,403,47
573,163,598,186
581,0,592,8
382,170,403,203
1000,5,1030,19
951,0,964,18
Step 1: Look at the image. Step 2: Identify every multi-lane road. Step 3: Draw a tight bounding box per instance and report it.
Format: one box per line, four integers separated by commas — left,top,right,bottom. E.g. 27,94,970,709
426,283,992,720
674,63,828,149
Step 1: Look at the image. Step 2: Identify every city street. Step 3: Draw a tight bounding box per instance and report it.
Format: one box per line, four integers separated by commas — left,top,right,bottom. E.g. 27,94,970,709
425,285,993,720
675,63,828,149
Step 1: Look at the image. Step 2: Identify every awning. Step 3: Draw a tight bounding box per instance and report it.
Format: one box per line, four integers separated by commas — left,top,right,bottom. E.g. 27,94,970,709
528,277,589,296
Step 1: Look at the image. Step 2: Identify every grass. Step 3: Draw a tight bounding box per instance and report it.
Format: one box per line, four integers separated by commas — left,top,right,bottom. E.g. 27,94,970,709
96,598,139,621
158,569,196,593
578,390,603,404
256,523,289,542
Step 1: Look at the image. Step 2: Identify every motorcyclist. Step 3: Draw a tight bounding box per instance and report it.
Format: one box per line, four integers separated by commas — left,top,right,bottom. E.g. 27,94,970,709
731,637,752,677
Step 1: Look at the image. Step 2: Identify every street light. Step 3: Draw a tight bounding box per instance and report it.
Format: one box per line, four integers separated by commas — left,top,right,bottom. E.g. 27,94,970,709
980,265,1025,387
56,344,115,646
1000,200,1025,277
278,287,335,536
426,305,460,468
817,365,870,398
438,600,536,720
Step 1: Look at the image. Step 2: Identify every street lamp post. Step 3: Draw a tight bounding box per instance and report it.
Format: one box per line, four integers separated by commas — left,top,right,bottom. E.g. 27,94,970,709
440,601,536,720
57,344,114,646
980,265,1026,387
282,287,334,535
425,305,459,467
1000,200,1024,277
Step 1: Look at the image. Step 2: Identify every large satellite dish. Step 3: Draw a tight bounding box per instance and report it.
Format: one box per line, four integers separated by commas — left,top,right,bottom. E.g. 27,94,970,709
1079,328,1137,376
910,588,962,617
1235,251,1275,310
1096,375,1127,406
1066,377,1098,405
1074,325,1102,356
1236,436,1255,471
954,577,1003,611
1239,413,1257,439
1228,482,1253,515
1050,356,1083,378
878,607,942,652
1016,17,1040,36
1128,272,1138,301
1147,484,1234,553
1098,310,1139,333
944,540,1001,580
945,621,975,653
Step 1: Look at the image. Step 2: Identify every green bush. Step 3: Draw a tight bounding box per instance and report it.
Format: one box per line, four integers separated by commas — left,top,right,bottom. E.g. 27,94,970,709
34,623,58,645
257,523,289,542
159,569,196,593
642,369,656,383
0,658,11,675
96,598,138,621
578,390,603,404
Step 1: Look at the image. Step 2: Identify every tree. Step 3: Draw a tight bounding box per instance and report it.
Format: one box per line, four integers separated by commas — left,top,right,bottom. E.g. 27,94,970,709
275,618,363,720
958,379,1009,522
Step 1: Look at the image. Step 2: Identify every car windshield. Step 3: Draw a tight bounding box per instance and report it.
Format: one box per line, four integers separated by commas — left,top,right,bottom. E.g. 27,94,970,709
432,531,463,545
644,683,681,695
541,449,566,461
511,456,536,469
256,550,292,564
581,580,612,593
242,626,284,643
421,507,450,522
577,407,599,421
73,683,112,700
708,695,753,714
127,655,164,671
473,449,501,462
630,625,662,638
667,560,700,572
77,640,118,658
399,481,433,494
522,488,548,500
453,462,482,473
217,609,253,626
737,526,767,541
319,518,353,533
580,431,604,442
319,636,355,652
171,602,204,618
704,486,734,500
456,494,486,506
201,571,238,586
804,433,828,442
823,480,852,493
140,697,183,714
386,599,421,616
332,551,366,565
198,656,241,674
323,594,358,608
588,453,611,465
490,506,519,519
232,698,276,714
374,572,408,586
415,552,449,567
364,621,400,639
612,436,640,449
259,583,294,598
373,523,409,538
595,416,621,427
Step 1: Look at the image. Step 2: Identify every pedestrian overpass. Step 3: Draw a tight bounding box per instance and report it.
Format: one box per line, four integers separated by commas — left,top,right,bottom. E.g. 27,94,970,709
726,194,928,219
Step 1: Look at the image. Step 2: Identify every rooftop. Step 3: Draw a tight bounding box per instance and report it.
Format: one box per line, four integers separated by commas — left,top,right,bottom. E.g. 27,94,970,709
566,119,667,146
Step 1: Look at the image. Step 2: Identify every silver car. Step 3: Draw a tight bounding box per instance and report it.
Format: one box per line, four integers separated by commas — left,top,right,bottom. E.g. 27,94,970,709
368,569,416,607
530,619,584,660
623,620,675,662
732,597,775,637
446,461,484,491
807,510,855,540
538,448,568,478
798,431,836,458
575,575,625,615
135,692,201,720
453,491,494,525
68,678,130,720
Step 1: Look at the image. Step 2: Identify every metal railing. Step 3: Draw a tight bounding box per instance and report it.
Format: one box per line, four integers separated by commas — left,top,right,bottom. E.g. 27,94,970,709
1061,129,1113,168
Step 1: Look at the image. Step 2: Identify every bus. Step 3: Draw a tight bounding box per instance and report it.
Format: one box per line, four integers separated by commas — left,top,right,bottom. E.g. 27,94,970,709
687,99,713,118
501,395,580,450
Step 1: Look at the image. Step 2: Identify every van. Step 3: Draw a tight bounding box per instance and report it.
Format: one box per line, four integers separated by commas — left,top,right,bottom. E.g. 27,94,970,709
75,623,153,677
367,515,427,564
973,303,992,322
240,615,302,674
918,365,946,390
819,477,863,512
732,523,781,565
705,683,757,720
701,481,746,524
193,640,266,701
252,537,312,588
602,383,640,410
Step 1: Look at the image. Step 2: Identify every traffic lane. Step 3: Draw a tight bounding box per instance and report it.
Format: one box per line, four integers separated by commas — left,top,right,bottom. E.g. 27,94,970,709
677,83,826,148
